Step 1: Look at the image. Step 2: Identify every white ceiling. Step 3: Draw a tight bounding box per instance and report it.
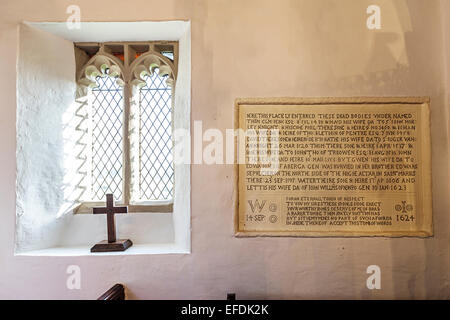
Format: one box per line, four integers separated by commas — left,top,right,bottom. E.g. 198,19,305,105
24,21,190,42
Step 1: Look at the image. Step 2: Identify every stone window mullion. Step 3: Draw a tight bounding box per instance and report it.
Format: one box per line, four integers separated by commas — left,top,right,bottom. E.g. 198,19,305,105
122,81,132,205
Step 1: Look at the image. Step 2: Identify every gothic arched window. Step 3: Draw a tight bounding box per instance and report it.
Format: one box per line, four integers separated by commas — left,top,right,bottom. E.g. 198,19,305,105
75,43,177,212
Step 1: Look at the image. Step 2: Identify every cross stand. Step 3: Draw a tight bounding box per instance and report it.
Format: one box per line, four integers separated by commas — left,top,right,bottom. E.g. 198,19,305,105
90,194,133,252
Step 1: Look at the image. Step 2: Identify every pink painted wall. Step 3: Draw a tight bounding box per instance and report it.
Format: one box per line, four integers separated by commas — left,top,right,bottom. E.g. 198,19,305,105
0,0,449,299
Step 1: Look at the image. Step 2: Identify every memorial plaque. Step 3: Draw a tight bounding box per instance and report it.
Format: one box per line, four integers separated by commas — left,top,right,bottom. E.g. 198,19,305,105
235,97,432,237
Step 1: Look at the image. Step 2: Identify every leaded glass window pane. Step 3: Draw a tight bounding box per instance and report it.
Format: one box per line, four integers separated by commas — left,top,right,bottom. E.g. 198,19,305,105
91,75,124,201
139,70,174,201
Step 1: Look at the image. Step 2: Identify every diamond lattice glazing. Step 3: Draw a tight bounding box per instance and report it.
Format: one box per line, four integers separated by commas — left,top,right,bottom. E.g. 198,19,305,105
91,75,124,201
139,71,174,200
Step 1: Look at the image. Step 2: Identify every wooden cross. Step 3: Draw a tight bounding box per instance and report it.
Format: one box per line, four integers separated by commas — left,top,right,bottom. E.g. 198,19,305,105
94,194,127,243
90,194,133,252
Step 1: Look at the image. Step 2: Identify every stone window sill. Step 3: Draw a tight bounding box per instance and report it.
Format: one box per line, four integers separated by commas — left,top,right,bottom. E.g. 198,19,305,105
74,201,173,214
15,243,189,256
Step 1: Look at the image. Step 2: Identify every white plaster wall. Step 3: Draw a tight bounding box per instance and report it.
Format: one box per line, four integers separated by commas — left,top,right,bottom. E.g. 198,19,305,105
16,24,76,252
0,0,449,299
173,23,191,252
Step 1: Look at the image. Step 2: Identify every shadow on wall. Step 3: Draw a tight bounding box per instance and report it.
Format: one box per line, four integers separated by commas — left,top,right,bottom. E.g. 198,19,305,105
287,0,414,95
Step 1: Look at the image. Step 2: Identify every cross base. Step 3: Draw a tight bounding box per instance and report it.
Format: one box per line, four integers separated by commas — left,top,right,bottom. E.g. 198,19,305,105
90,239,133,253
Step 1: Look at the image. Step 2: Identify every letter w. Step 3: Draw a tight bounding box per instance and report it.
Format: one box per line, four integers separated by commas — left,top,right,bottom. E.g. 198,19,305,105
248,200,266,213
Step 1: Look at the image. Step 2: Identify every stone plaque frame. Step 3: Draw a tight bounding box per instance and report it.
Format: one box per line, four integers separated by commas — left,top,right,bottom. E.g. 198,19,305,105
234,97,433,238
